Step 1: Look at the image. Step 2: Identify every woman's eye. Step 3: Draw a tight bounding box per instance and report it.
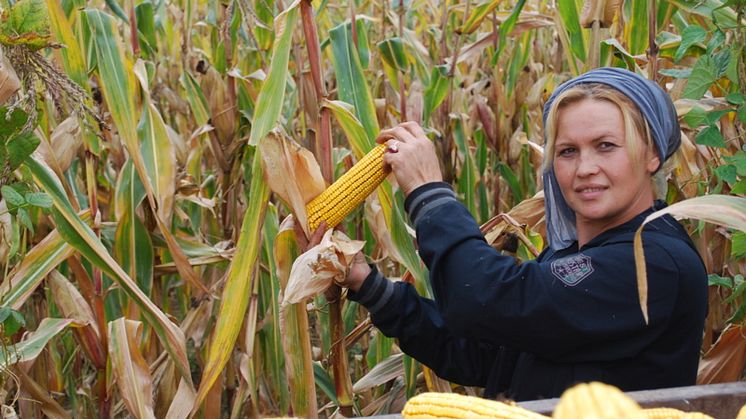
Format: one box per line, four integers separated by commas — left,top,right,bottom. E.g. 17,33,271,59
599,142,618,150
557,147,575,157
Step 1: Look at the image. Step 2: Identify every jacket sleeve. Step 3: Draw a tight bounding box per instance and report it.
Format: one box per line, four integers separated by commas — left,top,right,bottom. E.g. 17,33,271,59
348,267,502,387
405,183,683,362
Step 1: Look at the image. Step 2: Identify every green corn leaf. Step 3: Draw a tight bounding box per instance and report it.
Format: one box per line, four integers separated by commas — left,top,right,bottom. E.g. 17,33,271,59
114,209,154,296
248,2,300,146
602,38,641,71
355,18,371,70
0,318,76,368
377,37,408,72
423,65,450,124
556,0,586,70
459,0,502,35
180,72,210,126
135,1,157,56
313,362,339,405
113,157,152,297
321,100,371,157
0,220,78,310
193,151,270,410
493,0,527,61
135,98,176,224
624,0,648,55
497,162,524,205
453,116,478,219
329,20,379,142
87,9,207,296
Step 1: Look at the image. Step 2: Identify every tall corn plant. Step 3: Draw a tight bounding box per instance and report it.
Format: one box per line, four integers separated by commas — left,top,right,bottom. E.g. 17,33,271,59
0,0,743,416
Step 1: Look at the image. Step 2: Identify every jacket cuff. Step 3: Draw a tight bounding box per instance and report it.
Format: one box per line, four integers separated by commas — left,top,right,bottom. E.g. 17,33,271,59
404,182,457,226
347,265,396,315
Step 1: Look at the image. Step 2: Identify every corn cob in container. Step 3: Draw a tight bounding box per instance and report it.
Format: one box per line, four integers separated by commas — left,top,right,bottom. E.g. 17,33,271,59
642,408,713,419
402,392,549,419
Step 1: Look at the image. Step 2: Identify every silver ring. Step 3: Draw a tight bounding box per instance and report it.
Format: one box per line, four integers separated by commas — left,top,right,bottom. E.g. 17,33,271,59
386,141,399,153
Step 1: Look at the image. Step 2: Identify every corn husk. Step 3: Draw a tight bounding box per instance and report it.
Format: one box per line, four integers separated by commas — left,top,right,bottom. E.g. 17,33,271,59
281,229,364,307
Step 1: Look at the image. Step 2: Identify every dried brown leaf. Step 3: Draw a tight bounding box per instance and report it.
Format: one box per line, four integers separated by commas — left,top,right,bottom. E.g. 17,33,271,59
260,131,325,236
698,324,746,384
0,49,21,105
36,117,82,174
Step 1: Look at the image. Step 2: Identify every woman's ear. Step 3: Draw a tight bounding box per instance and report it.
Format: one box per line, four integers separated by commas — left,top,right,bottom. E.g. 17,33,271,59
646,152,661,173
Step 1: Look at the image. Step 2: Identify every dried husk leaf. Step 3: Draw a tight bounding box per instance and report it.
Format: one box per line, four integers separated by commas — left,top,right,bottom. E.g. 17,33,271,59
108,318,156,419
15,368,71,419
580,0,623,28
364,195,404,262
48,270,106,368
37,116,82,173
260,131,325,236
166,124,188,166
201,67,235,145
282,229,364,306
697,323,746,384
0,49,21,105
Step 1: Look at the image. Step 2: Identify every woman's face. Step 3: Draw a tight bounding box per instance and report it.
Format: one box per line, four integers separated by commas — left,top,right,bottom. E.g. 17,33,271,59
553,98,660,234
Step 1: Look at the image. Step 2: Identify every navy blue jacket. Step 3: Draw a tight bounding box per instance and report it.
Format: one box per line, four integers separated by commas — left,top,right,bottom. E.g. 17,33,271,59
349,182,707,401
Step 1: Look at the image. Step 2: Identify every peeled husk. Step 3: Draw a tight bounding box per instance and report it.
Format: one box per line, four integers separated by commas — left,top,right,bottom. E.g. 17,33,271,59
281,229,364,307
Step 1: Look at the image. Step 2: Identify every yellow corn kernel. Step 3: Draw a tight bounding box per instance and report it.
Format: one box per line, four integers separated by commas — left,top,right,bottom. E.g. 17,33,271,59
306,144,387,230
642,408,690,418
553,382,644,419
402,392,549,419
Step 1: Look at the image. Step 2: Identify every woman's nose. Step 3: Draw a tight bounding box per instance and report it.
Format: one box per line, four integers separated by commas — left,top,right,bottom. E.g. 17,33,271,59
576,153,601,176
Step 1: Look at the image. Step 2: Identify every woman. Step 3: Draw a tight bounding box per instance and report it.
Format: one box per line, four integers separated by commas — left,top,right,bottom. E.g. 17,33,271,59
341,67,707,401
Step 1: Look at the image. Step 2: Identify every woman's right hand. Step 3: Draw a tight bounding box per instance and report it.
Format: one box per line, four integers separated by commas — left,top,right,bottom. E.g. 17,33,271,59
377,121,443,196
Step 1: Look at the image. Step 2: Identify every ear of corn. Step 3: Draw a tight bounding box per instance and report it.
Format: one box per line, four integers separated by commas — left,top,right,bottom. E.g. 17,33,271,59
641,408,716,419
306,143,387,231
553,382,644,419
402,392,549,419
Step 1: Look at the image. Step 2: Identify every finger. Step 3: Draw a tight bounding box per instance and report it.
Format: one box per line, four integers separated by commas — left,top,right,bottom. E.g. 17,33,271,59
376,125,417,145
401,121,427,138
385,139,400,154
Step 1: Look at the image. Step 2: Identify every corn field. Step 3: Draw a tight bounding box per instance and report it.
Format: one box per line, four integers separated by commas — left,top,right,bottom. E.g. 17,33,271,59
0,0,744,417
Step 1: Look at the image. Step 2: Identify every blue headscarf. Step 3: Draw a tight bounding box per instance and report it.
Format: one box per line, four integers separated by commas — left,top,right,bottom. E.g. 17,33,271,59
542,67,681,250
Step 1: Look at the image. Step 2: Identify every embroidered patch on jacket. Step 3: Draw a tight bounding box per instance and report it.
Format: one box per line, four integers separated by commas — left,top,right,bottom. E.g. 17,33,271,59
551,254,594,286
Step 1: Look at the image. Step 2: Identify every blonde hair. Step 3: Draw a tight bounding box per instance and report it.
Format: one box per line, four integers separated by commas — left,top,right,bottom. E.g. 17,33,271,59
543,83,656,172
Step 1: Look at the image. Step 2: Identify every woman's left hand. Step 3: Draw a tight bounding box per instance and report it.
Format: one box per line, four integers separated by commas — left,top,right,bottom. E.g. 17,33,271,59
376,121,443,196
